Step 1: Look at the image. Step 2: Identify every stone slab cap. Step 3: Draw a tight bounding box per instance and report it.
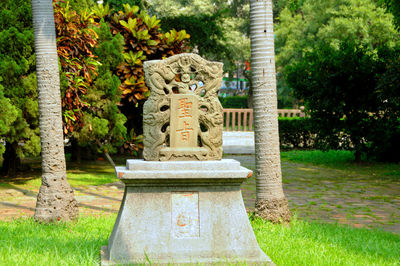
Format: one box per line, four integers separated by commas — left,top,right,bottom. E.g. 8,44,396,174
115,159,253,185
126,158,241,170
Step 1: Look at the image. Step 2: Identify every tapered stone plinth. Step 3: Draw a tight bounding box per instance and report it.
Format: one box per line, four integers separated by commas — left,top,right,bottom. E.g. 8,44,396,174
101,159,273,265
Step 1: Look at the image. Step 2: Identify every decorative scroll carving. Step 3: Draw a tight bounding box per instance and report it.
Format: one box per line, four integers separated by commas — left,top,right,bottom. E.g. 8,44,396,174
143,53,223,161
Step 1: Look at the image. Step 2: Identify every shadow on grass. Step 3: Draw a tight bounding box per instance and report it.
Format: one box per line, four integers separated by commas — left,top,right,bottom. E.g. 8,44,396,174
73,187,122,202
0,170,41,185
78,203,116,213
67,162,115,174
0,202,35,211
4,184,37,197
1,184,118,213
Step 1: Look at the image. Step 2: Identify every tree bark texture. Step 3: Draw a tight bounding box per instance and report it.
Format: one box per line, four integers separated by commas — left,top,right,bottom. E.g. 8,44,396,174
31,0,78,222
250,0,291,223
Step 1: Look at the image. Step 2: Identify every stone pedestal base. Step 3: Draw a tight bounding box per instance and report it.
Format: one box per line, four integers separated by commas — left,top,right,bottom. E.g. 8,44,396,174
101,159,272,265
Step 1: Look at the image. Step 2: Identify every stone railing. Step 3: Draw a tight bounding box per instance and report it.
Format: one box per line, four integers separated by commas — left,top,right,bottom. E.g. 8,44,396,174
223,108,305,131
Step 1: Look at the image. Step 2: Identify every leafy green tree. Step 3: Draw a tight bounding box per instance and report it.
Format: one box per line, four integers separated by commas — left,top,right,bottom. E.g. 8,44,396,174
0,83,19,158
378,0,400,28
276,0,398,68
275,0,398,109
72,20,127,163
0,0,40,176
279,0,400,161
145,0,251,74
51,1,128,163
273,0,304,21
286,40,400,162
367,46,400,161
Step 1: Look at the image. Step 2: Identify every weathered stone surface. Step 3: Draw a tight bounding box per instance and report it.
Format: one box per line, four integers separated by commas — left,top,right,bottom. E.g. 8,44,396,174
143,53,223,161
223,131,255,154
126,158,240,171
102,160,272,265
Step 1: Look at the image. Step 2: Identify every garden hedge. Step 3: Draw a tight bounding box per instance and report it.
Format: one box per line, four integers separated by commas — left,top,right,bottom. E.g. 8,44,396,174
219,96,248,108
278,117,316,149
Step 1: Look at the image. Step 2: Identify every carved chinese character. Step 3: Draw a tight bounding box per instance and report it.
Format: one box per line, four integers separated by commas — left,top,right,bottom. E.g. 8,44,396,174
170,94,198,148
178,98,193,118
176,121,193,141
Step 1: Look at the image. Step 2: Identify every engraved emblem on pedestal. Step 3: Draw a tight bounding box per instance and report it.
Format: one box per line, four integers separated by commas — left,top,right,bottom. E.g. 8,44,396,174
171,192,200,238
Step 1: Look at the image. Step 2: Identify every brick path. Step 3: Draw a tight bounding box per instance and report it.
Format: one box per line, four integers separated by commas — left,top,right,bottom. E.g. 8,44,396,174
1,155,399,235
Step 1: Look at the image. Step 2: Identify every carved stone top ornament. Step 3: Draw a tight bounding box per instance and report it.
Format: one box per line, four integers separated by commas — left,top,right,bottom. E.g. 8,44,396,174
143,53,224,161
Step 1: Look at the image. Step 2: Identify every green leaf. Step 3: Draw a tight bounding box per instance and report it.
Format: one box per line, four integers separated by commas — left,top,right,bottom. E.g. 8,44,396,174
123,4,139,14
119,18,137,33
147,40,158,46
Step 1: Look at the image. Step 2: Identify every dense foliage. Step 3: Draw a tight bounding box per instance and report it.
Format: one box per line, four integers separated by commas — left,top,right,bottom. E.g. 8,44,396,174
276,0,400,161
278,117,315,150
0,0,39,175
100,3,190,104
0,0,190,173
285,41,400,161
275,0,399,108
219,96,248,109
55,2,190,159
91,3,190,145
53,1,129,162
378,0,400,28
52,1,191,161
54,1,99,135
103,0,144,11
145,0,251,75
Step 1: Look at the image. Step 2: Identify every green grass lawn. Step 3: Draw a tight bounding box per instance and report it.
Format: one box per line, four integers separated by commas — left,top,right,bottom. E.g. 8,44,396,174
281,150,400,180
0,215,399,265
1,150,400,265
281,150,355,166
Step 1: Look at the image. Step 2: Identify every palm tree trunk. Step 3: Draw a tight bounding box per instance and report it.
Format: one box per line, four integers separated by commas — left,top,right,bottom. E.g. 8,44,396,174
31,0,78,222
250,0,291,223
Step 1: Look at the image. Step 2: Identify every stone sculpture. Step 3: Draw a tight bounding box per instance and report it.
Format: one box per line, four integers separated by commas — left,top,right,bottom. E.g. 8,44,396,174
101,54,272,265
143,53,223,161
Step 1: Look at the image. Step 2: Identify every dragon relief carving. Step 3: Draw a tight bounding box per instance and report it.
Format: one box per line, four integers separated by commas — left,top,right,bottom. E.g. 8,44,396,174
143,53,223,161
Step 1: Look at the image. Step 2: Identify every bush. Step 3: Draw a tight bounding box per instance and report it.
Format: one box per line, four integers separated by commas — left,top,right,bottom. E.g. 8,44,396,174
278,117,316,149
362,118,400,162
103,0,143,11
219,96,248,108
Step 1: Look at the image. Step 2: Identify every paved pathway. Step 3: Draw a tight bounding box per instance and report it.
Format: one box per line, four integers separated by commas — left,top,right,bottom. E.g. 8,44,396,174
1,155,399,235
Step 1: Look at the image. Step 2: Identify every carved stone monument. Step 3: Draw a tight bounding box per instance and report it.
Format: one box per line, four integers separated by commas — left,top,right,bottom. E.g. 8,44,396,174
142,53,223,161
101,54,272,265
